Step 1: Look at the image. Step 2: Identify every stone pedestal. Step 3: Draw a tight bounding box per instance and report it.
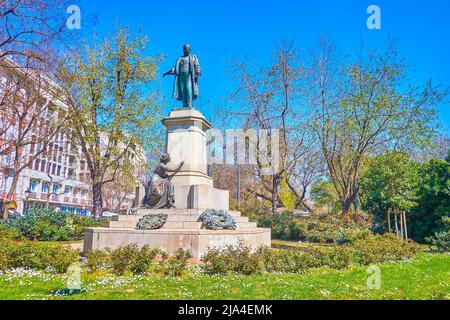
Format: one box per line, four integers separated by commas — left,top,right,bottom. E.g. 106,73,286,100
84,208,271,261
163,108,213,187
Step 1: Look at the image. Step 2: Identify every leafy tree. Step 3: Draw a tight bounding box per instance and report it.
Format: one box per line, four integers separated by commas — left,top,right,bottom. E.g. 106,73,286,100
310,180,341,214
360,152,420,235
61,27,162,217
409,157,450,242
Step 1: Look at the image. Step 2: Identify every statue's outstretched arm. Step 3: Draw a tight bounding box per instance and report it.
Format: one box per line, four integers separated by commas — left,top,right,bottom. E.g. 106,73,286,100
163,68,175,77
164,161,184,173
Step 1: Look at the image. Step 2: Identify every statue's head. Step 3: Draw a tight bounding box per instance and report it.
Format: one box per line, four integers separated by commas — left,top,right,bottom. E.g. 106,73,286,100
160,153,171,164
183,44,191,57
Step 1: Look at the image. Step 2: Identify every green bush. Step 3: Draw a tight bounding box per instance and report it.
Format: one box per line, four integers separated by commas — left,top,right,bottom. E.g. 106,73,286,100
1,207,105,241
201,244,264,276
0,225,22,241
426,216,450,253
201,234,421,275
200,247,231,275
131,245,160,275
85,250,111,273
0,239,79,273
201,244,352,275
257,248,311,273
335,228,373,245
0,250,8,271
161,248,193,277
109,244,141,276
106,244,164,276
427,231,450,253
254,211,372,244
350,234,421,265
85,245,190,276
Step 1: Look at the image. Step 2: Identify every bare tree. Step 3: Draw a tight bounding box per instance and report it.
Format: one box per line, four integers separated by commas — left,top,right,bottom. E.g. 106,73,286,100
229,42,324,214
0,0,77,66
303,38,446,215
0,59,69,219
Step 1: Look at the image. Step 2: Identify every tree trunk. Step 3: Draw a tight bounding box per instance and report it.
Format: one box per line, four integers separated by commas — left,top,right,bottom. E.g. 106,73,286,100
399,209,404,239
271,175,279,214
298,198,317,215
92,183,103,218
2,174,20,220
403,211,408,240
387,208,391,233
394,208,399,237
341,197,353,217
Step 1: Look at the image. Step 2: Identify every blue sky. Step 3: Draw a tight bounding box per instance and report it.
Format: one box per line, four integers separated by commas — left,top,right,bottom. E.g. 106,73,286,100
78,0,450,133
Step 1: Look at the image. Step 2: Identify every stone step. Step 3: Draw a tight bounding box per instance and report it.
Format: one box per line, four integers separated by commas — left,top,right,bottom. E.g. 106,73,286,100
103,220,256,230
112,214,249,223
236,222,258,229
129,209,243,218
162,221,257,230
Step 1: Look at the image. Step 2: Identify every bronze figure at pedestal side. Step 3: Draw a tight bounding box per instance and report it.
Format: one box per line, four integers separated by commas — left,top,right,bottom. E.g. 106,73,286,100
142,154,184,209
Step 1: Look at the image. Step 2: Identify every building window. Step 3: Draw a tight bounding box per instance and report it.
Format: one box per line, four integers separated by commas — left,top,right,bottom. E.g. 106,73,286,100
41,182,49,193
64,186,72,196
29,179,39,192
40,160,46,172
34,159,40,171
68,168,75,180
52,184,61,194
52,163,56,175
57,165,61,176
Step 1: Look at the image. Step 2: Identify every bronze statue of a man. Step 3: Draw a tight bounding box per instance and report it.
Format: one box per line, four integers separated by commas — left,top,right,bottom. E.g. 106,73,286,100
163,44,201,109
141,154,184,209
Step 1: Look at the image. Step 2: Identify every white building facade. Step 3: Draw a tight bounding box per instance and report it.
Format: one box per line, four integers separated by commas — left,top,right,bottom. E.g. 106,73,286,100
0,60,92,216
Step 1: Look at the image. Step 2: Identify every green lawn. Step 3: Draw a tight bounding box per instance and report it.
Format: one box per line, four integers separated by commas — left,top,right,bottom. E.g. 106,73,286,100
1,253,448,300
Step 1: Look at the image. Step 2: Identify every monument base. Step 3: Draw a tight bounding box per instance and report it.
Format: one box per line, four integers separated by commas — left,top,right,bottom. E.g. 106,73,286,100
83,208,271,261
83,107,272,261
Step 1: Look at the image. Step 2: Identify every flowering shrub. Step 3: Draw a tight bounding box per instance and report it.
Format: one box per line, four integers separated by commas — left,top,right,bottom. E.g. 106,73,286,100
201,234,421,275
85,250,111,273
350,233,421,264
1,207,105,241
0,225,22,241
201,244,264,275
85,244,191,276
255,211,372,244
160,248,193,277
0,239,79,273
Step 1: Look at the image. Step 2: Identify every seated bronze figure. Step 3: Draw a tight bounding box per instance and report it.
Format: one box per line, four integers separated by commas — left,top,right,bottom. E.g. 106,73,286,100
142,153,184,209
